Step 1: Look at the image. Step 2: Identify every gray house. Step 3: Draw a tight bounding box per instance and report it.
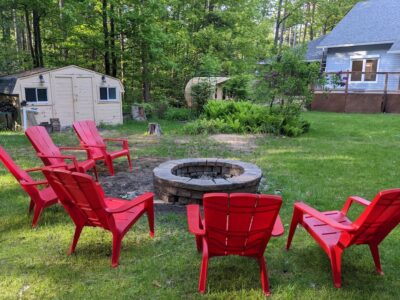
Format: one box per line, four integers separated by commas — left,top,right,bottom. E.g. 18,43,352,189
306,0,400,113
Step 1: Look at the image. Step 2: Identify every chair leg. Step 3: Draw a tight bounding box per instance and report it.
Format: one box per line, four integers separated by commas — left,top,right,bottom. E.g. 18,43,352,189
329,247,343,288
68,226,83,255
147,203,155,238
111,233,123,268
286,207,303,250
93,165,99,181
199,253,209,294
105,156,115,176
28,199,35,214
31,205,43,228
258,256,271,296
127,152,133,171
369,244,384,275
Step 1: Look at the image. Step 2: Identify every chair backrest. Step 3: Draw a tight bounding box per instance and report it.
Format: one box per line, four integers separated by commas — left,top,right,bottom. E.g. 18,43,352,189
344,189,400,247
203,193,282,257
73,120,105,158
42,168,112,230
0,146,41,199
25,126,64,166
0,146,33,183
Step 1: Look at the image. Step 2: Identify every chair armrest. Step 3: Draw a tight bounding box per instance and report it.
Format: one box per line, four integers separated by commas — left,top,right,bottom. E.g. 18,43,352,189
104,138,129,149
83,144,107,149
37,153,79,170
341,196,371,215
21,179,48,187
105,192,153,213
25,167,43,173
295,202,357,232
187,204,206,236
59,146,91,159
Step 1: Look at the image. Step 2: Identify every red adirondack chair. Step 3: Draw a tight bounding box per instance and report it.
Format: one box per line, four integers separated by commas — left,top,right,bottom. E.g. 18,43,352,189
0,146,58,227
42,168,154,267
25,126,98,180
187,193,283,296
286,189,400,288
73,120,132,176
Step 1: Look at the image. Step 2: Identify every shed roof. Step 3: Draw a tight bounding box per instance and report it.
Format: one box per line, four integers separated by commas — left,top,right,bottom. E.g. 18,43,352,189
0,65,123,95
0,68,51,94
319,0,400,49
305,36,326,62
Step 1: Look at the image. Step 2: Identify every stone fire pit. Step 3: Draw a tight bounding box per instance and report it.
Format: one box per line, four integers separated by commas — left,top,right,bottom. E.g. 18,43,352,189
153,158,262,204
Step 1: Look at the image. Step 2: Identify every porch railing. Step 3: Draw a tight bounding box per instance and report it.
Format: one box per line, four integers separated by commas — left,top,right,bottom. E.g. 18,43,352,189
314,71,400,95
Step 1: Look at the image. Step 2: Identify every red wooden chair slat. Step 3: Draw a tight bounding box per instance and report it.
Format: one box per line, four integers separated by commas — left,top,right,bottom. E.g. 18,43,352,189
25,126,98,180
0,146,58,227
286,189,400,288
187,193,283,296
42,168,154,267
73,120,132,176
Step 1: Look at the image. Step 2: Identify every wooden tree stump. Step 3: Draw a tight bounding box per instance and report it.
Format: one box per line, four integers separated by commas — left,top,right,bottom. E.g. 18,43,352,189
148,123,162,136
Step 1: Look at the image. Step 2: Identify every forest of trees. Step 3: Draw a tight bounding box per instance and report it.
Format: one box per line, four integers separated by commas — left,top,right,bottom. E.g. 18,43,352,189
0,0,361,105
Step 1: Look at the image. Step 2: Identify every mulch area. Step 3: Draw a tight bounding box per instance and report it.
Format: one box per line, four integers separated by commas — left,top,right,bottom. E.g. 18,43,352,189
98,156,186,214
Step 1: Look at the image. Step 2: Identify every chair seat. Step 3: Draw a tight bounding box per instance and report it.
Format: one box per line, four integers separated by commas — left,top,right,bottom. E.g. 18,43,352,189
302,210,353,250
105,198,146,234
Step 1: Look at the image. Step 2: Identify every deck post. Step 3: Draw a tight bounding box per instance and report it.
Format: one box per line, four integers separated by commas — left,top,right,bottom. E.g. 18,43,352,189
382,73,389,112
344,71,349,112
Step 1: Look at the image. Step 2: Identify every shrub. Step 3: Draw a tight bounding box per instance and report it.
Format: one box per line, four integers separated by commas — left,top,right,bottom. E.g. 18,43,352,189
191,81,214,113
183,100,309,137
164,107,196,121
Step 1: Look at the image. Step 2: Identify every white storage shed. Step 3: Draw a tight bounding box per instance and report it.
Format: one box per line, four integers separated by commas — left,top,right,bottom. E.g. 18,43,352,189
0,65,124,128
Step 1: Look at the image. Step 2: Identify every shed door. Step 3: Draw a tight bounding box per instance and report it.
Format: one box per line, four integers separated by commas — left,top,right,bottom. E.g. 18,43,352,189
53,77,74,127
73,77,94,121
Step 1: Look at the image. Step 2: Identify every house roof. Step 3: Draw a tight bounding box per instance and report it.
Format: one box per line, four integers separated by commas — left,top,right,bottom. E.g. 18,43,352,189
0,68,51,94
388,40,400,54
305,36,326,62
319,0,400,49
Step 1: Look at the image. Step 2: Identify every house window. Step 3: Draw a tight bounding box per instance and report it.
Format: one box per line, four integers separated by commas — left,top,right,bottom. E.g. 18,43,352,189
350,58,378,82
25,88,48,102
100,87,117,101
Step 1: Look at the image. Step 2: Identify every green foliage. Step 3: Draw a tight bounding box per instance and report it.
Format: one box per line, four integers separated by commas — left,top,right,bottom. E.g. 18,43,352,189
223,74,254,100
190,82,214,113
184,100,310,136
164,107,196,121
255,47,322,106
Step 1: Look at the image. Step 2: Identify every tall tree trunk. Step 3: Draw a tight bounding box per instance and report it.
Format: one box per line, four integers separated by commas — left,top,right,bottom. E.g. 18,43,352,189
59,0,68,61
110,3,117,77
309,1,316,41
141,42,151,102
274,0,283,47
303,2,310,42
32,9,43,67
102,0,110,75
25,8,36,67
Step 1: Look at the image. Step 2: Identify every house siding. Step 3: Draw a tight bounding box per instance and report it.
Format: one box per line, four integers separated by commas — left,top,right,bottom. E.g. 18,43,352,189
325,44,400,91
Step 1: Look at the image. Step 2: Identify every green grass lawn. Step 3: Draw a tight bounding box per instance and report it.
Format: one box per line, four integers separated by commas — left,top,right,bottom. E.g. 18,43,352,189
0,112,399,299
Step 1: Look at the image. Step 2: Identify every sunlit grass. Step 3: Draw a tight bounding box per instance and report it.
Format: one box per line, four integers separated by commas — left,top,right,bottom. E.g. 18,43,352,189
0,112,399,299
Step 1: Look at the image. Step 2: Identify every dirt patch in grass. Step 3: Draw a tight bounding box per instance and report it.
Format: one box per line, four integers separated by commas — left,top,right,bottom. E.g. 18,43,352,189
98,156,186,214
208,134,261,152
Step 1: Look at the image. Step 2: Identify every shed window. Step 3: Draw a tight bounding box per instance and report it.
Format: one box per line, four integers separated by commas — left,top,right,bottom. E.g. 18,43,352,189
350,58,378,82
25,88,48,102
100,87,117,101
